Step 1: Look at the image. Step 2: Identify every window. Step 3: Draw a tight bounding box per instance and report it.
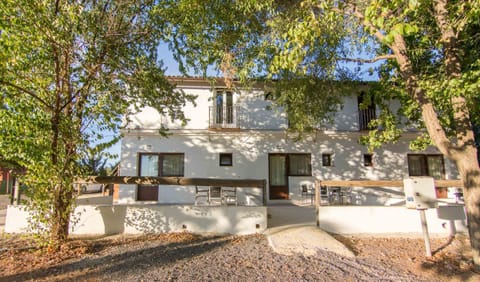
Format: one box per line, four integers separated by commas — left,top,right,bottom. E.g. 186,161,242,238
363,154,373,167
139,153,184,177
288,154,312,176
219,153,233,166
162,154,185,176
137,153,184,201
408,154,445,179
215,90,233,124
322,154,332,167
358,92,376,131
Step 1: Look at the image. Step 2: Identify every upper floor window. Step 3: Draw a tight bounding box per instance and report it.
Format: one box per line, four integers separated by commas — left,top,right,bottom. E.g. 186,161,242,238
209,90,239,129
358,92,376,131
215,90,233,123
407,154,444,179
288,154,312,176
139,153,184,177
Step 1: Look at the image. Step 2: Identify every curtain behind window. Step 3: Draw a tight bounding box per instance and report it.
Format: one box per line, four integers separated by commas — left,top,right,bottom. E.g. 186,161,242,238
140,155,158,176
289,154,311,176
270,156,286,186
162,154,184,176
407,155,424,176
427,156,444,179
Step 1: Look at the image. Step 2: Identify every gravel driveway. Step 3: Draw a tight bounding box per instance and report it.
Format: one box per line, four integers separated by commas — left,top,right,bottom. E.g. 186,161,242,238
1,234,424,281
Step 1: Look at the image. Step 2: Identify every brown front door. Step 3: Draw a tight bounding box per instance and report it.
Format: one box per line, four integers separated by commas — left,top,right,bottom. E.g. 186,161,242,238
137,185,158,201
269,154,289,199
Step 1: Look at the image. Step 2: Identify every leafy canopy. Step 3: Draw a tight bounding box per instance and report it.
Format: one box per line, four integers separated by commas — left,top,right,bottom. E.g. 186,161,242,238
158,0,480,149
0,0,195,246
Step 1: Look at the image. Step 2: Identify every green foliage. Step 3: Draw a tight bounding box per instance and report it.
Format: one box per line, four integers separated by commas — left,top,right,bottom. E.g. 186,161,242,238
0,0,195,248
78,149,109,176
158,0,480,154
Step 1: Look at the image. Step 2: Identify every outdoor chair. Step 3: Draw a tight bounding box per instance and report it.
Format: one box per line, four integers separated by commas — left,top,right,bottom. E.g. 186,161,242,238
320,186,330,205
330,187,353,205
339,187,353,205
194,186,210,205
209,186,223,205
222,187,237,205
301,184,314,205
329,187,342,205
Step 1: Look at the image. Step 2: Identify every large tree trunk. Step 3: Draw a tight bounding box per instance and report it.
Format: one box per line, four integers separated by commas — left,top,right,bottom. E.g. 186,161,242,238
49,184,72,251
455,151,480,268
388,24,480,269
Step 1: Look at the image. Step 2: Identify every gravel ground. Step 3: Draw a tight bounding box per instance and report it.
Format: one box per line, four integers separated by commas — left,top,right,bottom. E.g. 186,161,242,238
0,233,427,282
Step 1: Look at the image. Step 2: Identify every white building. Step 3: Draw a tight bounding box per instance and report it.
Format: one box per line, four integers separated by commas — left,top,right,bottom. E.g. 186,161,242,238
118,77,458,206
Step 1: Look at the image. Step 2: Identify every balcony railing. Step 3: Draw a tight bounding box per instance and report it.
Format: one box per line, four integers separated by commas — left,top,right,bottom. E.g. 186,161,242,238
209,106,240,129
359,107,376,131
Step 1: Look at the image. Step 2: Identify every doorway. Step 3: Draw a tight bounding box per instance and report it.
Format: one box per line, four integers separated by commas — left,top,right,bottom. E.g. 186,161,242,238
268,154,289,199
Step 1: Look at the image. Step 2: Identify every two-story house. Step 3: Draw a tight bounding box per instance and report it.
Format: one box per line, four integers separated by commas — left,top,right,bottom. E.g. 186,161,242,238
118,77,458,205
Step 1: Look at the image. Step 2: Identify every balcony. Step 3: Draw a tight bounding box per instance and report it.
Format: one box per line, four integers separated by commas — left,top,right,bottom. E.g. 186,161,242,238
359,107,376,131
209,106,241,129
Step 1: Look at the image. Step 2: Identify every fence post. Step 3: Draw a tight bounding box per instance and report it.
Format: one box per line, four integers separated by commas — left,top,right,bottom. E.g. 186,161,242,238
13,178,20,205
316,180,320,227
262,179,267,206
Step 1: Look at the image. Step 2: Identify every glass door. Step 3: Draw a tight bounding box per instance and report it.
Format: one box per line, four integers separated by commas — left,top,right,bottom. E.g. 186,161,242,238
269,154,289,200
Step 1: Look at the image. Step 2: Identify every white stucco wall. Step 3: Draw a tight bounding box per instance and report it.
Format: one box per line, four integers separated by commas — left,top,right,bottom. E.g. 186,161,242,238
5,204,267,235
124,84,380,132
119,131,459,204
119,81,459,205
318,204,467,235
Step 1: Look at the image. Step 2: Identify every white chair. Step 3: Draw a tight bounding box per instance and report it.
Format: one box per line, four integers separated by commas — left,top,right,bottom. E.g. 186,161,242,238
195,186,210,205
320,186,330,205
222,187,237,205
339,187,353,205
209,186,223,205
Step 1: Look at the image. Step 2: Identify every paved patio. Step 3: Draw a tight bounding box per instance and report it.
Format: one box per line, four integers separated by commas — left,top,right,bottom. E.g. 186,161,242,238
266,204,354,257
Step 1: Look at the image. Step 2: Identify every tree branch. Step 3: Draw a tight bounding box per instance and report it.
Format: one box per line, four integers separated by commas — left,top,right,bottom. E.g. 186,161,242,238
338,54,396,63
0,80,52,110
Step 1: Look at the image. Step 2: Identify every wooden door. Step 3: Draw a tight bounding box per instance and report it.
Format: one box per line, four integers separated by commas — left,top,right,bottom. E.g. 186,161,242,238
137,185,158,201
269,154,289,199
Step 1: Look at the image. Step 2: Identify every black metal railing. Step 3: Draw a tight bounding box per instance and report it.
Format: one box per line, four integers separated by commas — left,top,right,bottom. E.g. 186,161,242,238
358,107,376,131
209,106,240,129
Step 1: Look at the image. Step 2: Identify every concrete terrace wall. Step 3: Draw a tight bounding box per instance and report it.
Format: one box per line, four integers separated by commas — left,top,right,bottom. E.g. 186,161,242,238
318,204,467,235
5,205,267,236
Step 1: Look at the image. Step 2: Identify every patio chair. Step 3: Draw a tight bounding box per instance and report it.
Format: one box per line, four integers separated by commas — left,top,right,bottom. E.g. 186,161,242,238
328,187,341,205
209,186,223,205
320,186,330,205
194,186,210,205
222,187,237,205
301,184,314,205
339,187,353,205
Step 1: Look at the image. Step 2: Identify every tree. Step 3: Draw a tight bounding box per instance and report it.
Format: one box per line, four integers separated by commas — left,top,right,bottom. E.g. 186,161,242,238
158,0,480,268
0,0,195,250
78,150,109,177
